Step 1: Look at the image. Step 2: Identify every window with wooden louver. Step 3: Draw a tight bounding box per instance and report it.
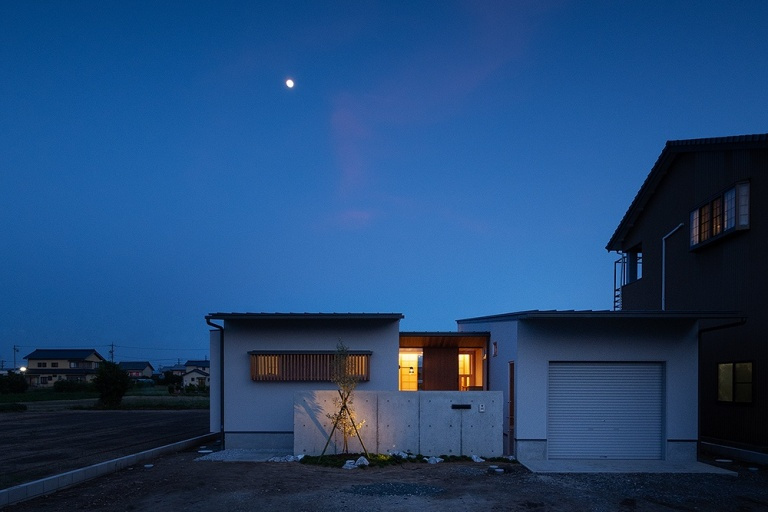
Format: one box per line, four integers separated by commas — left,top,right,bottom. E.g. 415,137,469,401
248,350,371,382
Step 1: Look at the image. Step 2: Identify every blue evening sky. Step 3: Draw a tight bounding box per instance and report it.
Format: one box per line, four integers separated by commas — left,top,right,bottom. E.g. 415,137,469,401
2,1,767,368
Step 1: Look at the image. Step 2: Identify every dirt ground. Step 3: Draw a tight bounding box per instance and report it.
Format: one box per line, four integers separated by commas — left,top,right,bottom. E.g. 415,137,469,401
0,409,209,488
11,445,768,512
4,408,768,511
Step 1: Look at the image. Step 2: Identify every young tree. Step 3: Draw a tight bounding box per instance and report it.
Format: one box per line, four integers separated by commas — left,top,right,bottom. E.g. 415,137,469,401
93,361,132,408
321,341,368,457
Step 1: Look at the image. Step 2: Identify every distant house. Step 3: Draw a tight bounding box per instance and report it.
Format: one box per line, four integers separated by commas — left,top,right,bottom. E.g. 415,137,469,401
184,360,210,373
181,360,210,388
182,368,210,388
158,363,187,377
23,349,106,387
118,361,155,379
607,133,768,462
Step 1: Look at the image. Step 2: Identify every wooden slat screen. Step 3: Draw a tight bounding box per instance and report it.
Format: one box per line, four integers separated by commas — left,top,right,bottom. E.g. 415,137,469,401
249,351,371,382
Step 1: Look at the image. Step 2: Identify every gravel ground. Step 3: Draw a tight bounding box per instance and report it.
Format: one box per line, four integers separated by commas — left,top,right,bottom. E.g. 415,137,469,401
12,445,768,512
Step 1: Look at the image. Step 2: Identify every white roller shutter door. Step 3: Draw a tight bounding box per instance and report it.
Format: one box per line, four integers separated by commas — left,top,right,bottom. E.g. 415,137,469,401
547,362,664,460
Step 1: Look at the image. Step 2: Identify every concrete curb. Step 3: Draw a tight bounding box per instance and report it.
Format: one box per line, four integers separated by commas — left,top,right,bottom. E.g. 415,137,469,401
0,433,219,508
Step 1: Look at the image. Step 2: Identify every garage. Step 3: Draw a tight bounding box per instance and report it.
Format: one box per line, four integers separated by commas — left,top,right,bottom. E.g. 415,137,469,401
547,362,664,460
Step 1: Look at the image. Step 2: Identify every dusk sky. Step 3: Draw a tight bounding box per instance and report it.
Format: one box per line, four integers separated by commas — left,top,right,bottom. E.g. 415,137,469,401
2,1,767,369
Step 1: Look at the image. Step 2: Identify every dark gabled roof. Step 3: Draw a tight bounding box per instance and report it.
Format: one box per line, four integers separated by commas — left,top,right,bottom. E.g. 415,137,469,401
24,349,106,361
183,368,209,377
119,361,154,371
606,133,768,252
206,312,404,321
457,309,744,324
23,368,99,376
184,360,210,368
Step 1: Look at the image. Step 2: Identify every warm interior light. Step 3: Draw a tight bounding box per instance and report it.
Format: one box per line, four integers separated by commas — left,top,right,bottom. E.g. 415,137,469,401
458,353,471,375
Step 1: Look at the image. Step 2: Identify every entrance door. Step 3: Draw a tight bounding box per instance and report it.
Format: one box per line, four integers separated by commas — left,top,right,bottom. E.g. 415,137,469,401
422,347,459,390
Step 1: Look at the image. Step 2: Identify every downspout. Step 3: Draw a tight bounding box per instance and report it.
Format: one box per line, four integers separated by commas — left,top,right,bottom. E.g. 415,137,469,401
661,223,684,311
206,317,225,449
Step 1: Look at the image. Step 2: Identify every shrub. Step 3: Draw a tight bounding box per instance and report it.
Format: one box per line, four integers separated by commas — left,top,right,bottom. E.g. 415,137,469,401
53,380,94,393
93,361,132,408
0,371,29,394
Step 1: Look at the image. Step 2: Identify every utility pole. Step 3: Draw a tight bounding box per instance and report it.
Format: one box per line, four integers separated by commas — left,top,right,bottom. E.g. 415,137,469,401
13,345,19,369
109,343,115,362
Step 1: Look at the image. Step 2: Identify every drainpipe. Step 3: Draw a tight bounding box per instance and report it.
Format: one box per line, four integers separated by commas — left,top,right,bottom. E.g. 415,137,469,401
661,223,684,311
206,317,225,449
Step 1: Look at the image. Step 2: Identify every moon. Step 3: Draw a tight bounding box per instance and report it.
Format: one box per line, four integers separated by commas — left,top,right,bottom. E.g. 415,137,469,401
285,78,295,88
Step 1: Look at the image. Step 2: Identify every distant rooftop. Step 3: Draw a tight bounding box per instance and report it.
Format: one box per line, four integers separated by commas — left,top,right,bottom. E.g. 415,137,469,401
206,312,404,321
24,349,105,361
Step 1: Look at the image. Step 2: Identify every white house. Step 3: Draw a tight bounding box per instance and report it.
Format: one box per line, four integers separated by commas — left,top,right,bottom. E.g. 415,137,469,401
457,310,740,464
205,309,736,465
206,312,403,450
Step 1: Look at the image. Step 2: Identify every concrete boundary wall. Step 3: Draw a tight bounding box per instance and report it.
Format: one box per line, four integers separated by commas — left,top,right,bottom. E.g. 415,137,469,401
0,433,218,508
294,391,503,457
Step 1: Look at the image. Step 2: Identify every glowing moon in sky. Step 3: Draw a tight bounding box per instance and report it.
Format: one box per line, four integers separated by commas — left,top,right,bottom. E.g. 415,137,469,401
285,79,294,88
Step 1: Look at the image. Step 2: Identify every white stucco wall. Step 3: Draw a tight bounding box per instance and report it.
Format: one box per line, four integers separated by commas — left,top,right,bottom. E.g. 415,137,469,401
209,317,401,449
458,319,518,451
514,318,698,444
460,315,700,459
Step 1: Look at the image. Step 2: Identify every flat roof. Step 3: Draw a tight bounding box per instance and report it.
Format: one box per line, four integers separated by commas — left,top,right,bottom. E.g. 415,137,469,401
457,309,744,324
206,312,404,321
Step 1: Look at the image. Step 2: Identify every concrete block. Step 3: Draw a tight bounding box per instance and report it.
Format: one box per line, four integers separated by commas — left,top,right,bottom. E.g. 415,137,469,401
419,392,463,456
666,441,697,462
294,390,378,455
457,391,503,457
377,392,419,454
516,439,547,461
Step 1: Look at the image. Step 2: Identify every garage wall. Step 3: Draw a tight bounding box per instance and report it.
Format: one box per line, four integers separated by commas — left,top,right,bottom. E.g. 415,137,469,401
516,318,698,461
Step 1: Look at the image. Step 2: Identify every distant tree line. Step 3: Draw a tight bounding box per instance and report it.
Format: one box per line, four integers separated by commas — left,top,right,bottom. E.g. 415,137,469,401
0,371,28,394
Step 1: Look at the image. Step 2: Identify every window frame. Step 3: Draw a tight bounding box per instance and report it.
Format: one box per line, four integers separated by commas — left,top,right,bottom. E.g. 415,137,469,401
248,350,372,382
690,182,750,249
717,361,753,403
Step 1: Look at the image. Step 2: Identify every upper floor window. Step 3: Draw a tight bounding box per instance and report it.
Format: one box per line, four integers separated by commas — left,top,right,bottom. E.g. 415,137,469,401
690,182,750,247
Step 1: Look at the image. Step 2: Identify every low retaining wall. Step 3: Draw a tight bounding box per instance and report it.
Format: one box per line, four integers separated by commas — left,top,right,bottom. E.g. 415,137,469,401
294,390,503,457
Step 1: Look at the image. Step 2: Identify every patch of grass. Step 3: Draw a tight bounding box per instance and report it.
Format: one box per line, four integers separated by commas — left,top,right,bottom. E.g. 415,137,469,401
114,398,210,410
301,453,417,468
0,402,27,412
300,452,516,468
0,390,99,403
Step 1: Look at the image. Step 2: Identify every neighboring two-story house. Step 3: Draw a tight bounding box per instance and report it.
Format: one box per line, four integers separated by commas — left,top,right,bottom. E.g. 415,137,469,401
182,359,210,388
607,134,767,461
118,361,155,379
23,349,106,387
